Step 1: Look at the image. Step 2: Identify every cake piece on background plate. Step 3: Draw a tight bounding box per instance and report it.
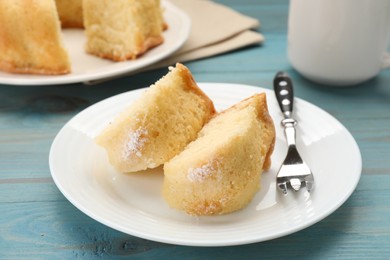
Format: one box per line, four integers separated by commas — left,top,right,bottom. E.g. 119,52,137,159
0,0,71,75
83,0,165,61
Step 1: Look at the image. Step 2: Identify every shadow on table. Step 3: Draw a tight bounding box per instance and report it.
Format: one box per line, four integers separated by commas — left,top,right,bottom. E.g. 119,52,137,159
0,68,167,112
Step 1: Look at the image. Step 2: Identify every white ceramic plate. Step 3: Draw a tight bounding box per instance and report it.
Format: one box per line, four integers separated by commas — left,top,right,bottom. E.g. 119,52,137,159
49,83,362,246
0,1,190,86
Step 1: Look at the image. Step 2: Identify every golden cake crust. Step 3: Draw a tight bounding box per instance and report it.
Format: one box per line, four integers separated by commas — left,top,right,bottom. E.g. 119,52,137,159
0,0,71,75
55,0,84,28
174,63,216,114
86,35,164,62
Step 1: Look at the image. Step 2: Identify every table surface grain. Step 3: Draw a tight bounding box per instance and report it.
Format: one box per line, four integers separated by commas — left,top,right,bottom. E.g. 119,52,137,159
1,0,390,259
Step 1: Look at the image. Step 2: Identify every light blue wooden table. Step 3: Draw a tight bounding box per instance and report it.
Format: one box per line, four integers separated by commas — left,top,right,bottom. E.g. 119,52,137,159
1,0,389,259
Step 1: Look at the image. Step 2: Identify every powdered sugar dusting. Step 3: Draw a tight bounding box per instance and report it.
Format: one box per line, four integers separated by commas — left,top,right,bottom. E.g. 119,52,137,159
187,159,221,182
122,128,148,160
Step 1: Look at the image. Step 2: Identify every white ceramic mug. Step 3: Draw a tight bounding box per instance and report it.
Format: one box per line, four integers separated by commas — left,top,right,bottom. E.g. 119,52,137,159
288,0,390,86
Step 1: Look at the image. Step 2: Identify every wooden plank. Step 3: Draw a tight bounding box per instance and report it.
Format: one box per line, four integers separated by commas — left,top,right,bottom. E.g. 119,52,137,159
0,176,389,258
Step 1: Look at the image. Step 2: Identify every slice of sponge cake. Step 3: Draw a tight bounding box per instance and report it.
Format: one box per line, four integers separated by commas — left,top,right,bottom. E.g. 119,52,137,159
0,0,71,75
162,93,275,216
83,0,165,61
95,63,216,172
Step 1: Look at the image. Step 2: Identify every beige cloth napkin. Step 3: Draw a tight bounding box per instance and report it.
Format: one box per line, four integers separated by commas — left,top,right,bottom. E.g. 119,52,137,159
148,0,264,70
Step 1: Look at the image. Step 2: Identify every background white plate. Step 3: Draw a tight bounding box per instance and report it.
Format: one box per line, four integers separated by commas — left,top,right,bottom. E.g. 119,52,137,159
0,0,190,86
49,83,362,246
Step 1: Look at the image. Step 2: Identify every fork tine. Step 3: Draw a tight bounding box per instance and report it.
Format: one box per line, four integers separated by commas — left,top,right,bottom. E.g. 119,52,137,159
305,176,314,192
290,178,302,191
278,182,288,194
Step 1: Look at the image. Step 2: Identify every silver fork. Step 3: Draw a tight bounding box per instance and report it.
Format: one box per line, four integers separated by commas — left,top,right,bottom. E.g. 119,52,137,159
273,72,314,194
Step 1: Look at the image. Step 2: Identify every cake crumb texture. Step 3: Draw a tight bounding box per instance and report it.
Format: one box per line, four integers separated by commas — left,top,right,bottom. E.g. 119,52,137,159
83,0,165,61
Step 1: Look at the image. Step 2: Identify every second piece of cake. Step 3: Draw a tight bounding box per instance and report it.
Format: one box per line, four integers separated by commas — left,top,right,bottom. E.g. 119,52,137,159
163,93,275,216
